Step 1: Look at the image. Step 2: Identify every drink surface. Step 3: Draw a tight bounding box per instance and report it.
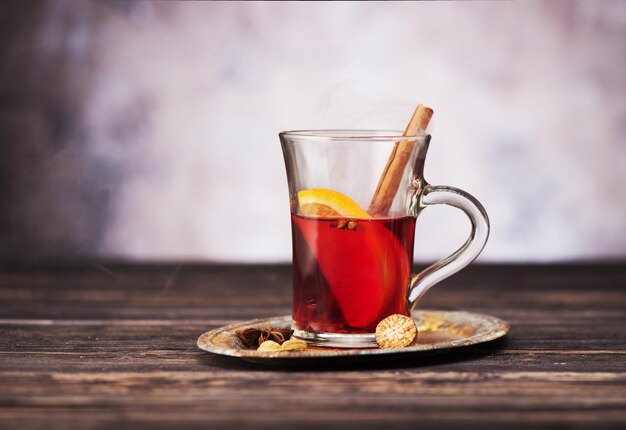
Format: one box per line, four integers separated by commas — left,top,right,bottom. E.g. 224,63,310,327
291,214,416,334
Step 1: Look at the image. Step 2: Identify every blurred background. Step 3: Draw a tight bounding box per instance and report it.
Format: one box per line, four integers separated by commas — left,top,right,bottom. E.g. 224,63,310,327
0,0,624,265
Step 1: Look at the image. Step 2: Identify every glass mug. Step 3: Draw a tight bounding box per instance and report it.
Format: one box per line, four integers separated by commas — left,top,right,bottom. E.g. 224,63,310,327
279,130,489,347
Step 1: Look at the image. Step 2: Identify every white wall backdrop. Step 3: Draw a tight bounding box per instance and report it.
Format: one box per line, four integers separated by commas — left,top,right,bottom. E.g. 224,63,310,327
2,0,625,263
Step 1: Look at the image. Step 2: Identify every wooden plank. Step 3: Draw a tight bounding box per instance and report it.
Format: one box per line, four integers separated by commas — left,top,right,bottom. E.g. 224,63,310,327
0,410,623,430
0,371,625,427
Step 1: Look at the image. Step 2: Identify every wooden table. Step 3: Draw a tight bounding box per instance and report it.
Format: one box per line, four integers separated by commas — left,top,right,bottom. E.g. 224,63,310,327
1,264,625,429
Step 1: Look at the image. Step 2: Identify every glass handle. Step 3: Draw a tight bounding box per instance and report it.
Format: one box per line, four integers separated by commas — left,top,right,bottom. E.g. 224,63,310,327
408,184,490,309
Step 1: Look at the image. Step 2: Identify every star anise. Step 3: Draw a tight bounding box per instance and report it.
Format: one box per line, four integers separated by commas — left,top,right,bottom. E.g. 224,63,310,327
236,327,294,348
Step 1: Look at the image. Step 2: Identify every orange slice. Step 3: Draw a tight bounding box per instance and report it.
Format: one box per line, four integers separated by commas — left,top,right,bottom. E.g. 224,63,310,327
297,188,371,219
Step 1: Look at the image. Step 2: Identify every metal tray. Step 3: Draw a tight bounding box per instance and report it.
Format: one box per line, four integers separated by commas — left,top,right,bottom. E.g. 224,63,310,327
197,310,509,365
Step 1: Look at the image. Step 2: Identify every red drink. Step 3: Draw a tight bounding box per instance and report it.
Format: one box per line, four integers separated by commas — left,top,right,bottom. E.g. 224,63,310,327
291,214,416,334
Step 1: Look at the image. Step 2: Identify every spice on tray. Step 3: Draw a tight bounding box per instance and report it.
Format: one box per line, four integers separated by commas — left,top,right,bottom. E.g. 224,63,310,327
236,327,294,348
280,338,308,351
256,337,308,353
375,314,418,349
257,340,282,352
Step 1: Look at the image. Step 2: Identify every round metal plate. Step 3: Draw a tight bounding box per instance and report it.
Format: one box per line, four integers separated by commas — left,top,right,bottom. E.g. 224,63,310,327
197,310,509,365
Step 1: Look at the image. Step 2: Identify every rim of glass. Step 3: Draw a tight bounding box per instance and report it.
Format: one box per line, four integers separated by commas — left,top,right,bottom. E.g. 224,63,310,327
280,129,428,141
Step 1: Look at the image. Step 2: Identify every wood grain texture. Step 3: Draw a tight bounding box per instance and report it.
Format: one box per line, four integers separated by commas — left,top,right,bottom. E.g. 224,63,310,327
0,263,625,429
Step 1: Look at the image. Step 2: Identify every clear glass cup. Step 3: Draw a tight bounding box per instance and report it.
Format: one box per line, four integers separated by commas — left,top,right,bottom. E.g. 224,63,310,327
279,130,489,348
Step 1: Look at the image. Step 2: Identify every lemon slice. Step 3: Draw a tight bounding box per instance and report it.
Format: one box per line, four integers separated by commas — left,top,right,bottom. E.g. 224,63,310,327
297,188,371,219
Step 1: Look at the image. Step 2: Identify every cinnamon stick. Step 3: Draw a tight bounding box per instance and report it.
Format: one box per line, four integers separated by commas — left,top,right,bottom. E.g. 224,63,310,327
368,104,433,217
